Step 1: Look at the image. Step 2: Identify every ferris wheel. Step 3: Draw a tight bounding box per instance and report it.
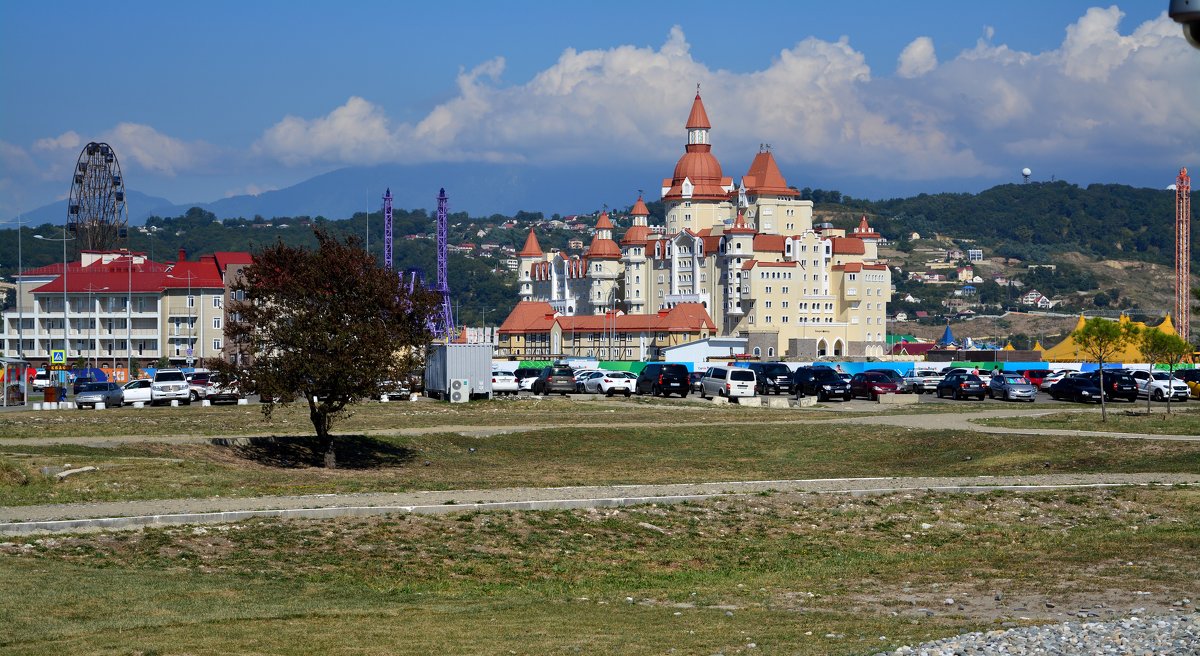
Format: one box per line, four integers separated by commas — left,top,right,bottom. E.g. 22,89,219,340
68,142,128,251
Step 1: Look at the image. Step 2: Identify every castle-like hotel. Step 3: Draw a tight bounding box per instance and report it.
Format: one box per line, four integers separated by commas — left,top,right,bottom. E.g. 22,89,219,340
499,91,891,361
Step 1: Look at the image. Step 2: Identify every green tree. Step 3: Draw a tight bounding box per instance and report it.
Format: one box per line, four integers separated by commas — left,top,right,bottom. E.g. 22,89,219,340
222,230,438,467
1072,317,1138,422
1137,328,1192,415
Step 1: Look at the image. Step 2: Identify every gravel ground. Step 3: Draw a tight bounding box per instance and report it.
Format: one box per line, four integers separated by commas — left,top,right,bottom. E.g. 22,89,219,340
874,612,1199,655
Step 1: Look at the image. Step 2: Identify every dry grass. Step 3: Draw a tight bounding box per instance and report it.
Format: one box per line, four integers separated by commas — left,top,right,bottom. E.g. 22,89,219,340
978,406,1200,435
1,487,1197,654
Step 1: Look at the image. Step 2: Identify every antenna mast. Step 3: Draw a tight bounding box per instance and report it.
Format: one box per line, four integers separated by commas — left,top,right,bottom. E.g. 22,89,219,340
434,188,456,339
1177,167,1192,344
383,187,393,270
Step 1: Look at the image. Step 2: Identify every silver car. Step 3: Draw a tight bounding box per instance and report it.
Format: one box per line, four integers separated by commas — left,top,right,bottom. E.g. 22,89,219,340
75,381,124,408
988,373,1037,402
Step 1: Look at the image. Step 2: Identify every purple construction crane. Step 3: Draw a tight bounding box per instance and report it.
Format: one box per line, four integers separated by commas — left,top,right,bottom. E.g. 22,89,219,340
434,187,455,339
382,187,393,270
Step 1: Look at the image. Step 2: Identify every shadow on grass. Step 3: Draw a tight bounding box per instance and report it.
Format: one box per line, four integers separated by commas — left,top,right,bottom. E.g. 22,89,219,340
211,435,417,469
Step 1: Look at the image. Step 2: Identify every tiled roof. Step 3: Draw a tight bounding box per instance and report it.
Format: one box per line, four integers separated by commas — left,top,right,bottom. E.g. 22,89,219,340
497,301,557,334
630,196,650,216
753,234,787,252
742,151,797,197
594,211,614,230
620,225,651,246
686,92,711,130
518,228,544,257
830,237,866,255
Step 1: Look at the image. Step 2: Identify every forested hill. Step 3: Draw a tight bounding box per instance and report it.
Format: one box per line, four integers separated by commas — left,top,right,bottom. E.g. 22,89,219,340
826,181,1193,266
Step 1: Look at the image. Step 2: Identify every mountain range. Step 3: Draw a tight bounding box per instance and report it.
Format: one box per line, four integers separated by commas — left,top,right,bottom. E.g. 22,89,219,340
7,162,673,226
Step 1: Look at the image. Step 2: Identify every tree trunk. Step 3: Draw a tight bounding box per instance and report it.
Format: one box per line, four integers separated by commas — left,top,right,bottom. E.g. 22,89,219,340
1098,364,1107,422
310,403,336,468
1166,366,1173,416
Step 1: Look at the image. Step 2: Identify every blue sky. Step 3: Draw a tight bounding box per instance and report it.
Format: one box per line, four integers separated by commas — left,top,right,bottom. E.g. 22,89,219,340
2,1,1197,219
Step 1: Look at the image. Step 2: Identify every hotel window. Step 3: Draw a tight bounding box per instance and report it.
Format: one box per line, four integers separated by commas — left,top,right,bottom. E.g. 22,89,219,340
187,295,195,308
213,296,223,309
782,287,789,294
213,317,222,329
213,339,222,350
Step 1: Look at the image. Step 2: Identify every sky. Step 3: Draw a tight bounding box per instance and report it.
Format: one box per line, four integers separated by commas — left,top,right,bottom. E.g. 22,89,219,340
1,0,1198,220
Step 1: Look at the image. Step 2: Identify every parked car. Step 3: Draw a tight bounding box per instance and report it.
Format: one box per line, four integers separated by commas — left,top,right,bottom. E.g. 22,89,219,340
532,365,576,396
72,375,96,396
583,370,636,396
699,366,756,400
32,370,51,390
935,373,986,400
905,369,943,394
1076,370,1138,402
513,368,541,390
865,368,913,393
490,370,519,396
791,366,851,401
151,368,190,405
207,375,245,404
1129,370,1190,402
186,371,212,402
1048,377,1102,403
850,372,900,400
744,362,793,395
74,381,124,408
635,363,691,397
1021,369,1054,387
1176,369,1200,398
1038,370,1078,391
689,371,705,392
373,379,412,401
942,367,992,386
573,369,599,392
987,373,1037,402
122,379,153,405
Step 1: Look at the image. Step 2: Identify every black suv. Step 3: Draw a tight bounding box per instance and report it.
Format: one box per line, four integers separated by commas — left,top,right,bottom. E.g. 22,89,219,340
1077,370,1138,402
636,363,690,397
72,375,96,396
791,366,851,401
746,362,793,395
1048,376,1102,403
532,365,575,396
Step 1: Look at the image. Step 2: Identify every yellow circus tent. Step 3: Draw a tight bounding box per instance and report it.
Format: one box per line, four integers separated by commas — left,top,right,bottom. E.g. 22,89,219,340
1002,342,1015,351
1032,341,1045,352
1042,313,1178,363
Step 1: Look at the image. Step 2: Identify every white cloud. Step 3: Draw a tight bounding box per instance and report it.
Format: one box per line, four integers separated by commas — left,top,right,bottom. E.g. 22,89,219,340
897,37,938,78
32,131,81,152
253,96,401,166
224,183,278,198
100,123,211,176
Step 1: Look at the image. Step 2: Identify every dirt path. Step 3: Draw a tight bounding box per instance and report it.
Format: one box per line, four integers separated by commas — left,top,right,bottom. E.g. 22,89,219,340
4,472,1197,534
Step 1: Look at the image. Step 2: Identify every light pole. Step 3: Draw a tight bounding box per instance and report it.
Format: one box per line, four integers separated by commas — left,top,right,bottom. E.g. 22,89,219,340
84,285,109,371
34,230,76,387
16,214,23,359
126,251,133,379
166,272,197,368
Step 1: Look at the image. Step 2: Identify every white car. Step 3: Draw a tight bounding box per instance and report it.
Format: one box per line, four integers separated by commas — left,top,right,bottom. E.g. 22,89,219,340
122,379,154,405
151,368,191,405
32,370,51,390
491,370,519,395
518,375,537,392
1130,370,1190,402
582,370,636,396
1039,370,1078,391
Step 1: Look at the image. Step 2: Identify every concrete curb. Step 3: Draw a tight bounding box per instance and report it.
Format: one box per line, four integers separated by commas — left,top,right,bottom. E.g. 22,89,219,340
2,480,1193,536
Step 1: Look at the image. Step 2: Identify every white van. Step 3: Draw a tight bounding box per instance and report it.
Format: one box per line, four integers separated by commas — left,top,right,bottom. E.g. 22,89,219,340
32,370,51,390
699,366,757,399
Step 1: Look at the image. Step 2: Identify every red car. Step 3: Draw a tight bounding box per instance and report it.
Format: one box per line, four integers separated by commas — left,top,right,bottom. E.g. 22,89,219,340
1021,369,1053,387
849,372,900,400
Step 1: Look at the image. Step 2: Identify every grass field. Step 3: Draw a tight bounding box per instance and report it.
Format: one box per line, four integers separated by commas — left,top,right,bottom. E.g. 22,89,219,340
2,421,1199,507
2,487,1197,655
978,405,1200,435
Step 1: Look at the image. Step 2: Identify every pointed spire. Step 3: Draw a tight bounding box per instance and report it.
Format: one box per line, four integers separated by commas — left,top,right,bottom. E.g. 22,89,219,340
686,88,711,130
518,228,543,257
595,211,614,230
630,195,650,217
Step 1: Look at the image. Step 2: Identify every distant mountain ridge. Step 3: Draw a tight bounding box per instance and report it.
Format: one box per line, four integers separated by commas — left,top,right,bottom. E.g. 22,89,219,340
8,162,669,226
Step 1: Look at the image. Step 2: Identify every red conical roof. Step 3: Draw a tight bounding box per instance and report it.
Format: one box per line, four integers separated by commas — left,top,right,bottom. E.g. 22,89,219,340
595,211,614,230
518,228,543,257
630,196,650,216
742,151,797,197
686,91,711,130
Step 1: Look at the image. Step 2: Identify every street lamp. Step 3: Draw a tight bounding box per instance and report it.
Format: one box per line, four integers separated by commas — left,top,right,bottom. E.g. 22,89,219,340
34,229,76,387
16,214,23,359
84,285,109,371
166,272,197,368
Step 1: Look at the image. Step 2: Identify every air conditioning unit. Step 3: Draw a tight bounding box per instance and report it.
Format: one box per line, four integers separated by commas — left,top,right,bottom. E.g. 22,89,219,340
449,378,470,403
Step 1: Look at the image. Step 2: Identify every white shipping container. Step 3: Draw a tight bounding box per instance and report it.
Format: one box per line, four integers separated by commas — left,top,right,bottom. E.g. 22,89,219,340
425,344,494,401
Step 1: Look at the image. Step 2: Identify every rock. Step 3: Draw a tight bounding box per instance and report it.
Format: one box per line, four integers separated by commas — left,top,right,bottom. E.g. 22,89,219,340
944,598,955,606
55,466,97,481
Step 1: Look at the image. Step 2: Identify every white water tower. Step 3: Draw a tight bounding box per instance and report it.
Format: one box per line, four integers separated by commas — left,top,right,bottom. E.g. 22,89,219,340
1021,167,1032,183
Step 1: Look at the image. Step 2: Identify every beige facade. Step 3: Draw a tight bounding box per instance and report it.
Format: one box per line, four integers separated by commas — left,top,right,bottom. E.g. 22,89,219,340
508,93,891,360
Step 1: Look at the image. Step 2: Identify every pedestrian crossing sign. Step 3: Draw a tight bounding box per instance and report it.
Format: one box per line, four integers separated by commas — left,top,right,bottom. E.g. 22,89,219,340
50,349,66,365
